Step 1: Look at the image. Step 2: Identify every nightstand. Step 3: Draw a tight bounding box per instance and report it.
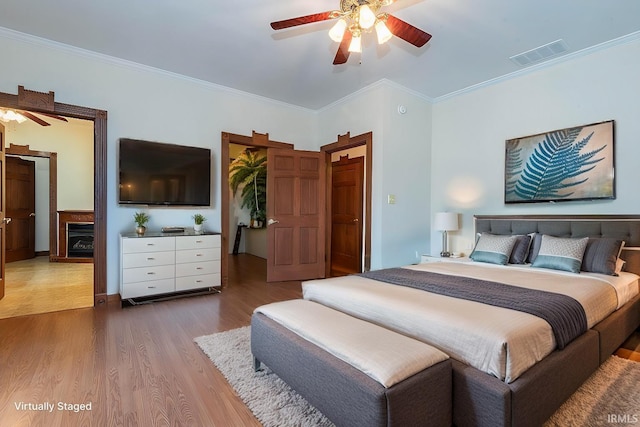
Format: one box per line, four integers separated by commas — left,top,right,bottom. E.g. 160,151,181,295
420,254,469,264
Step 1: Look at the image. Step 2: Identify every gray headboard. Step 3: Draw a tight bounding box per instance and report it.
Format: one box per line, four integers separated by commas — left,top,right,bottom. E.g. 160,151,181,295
474,215,640,275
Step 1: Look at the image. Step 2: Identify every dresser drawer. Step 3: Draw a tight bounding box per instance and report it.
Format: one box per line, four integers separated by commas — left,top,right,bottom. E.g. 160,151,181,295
122,264,175,283
175,260,220,277
121,278,175,299
122,237,175,254
175,273,221,291
175,234,220,250
122,251,175,269
175,247,221,264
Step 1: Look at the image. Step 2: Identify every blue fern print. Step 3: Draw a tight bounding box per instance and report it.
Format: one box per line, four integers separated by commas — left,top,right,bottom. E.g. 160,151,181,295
505,143,523,195
513,127,606,200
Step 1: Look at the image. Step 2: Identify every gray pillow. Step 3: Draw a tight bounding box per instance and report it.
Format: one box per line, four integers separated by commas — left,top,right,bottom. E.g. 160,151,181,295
531,235,589,273
580,238,625,276
509,235,532,264
526,233,543,264
470,233,518,265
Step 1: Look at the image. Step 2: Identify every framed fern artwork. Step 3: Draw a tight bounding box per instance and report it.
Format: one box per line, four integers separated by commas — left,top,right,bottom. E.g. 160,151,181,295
505,120,615,204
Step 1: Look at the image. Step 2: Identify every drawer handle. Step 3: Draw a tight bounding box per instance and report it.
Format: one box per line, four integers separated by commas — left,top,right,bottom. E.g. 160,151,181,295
196,280,203,283
146,243,155,246
196,267,203,270
147,286,156,289
196,253,203,257
147,257,155,261
147,272,156,275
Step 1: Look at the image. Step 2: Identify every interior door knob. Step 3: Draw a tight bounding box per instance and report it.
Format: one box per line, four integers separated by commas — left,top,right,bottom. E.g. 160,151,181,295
3,217,12,224
29,213,36,217
267,218,279,226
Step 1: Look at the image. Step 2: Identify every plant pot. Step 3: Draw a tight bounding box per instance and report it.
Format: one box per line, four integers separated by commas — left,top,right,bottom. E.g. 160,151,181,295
136,226,146,235
194,223,203,233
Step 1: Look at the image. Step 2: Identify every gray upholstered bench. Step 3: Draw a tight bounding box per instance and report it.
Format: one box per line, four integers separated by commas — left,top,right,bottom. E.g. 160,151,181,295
251,299,452,427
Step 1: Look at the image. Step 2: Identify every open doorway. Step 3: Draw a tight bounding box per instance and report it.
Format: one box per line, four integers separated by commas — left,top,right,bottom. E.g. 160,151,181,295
220,131,373,286
0,85,107,315
0,116,94,318
220,131,293,287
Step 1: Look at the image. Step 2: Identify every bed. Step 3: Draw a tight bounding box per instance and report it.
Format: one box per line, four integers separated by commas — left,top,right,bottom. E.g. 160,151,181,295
302,215,640,427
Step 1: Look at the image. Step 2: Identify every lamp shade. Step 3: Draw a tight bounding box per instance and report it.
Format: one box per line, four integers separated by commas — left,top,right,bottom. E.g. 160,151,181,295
434,212,459,231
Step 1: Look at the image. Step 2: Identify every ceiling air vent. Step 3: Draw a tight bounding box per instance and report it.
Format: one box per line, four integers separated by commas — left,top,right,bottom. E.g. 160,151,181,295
509,39,569,67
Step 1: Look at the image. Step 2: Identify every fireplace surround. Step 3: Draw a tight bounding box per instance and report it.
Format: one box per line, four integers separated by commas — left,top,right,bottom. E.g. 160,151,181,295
57,210,94,263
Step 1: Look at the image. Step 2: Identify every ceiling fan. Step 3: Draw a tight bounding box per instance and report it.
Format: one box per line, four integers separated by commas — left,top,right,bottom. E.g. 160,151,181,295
270,0,432,65
0,107,68,126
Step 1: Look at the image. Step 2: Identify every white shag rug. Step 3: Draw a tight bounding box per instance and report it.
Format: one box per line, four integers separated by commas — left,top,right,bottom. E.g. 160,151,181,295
195,327,640,427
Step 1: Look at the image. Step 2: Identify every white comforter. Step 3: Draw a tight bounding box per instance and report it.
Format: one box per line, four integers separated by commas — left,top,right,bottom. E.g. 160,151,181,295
302,261,639,383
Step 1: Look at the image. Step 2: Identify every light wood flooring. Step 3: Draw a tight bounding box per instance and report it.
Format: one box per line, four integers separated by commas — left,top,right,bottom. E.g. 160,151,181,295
0,254,637,427
0,256,94,319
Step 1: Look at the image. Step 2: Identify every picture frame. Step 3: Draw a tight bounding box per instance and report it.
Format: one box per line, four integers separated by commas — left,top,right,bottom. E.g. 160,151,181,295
505,120,615,204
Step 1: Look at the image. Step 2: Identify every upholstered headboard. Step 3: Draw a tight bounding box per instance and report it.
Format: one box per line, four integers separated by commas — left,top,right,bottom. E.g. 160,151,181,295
474,215,640,276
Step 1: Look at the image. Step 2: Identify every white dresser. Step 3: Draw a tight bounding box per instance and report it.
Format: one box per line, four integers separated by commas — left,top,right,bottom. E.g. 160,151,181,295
120,232,221,300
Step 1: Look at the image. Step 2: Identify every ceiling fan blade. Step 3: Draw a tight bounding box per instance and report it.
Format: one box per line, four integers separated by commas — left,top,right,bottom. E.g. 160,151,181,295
35,112,68,122
385,14,432,47
20,111,51,126
333,31,352,65
271,11,336,30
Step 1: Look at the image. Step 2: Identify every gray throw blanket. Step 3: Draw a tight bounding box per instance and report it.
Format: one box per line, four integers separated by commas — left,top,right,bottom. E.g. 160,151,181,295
359,268,588,349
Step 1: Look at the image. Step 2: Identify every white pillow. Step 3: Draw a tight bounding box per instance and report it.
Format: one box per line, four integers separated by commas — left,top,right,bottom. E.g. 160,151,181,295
470,233,518,265
531,235,589,273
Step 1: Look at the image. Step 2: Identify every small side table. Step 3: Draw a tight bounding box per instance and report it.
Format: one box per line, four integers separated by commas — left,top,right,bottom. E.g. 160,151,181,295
420,254,469,264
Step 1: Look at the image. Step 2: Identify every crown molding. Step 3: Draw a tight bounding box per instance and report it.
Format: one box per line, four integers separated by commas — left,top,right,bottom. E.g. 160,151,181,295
0,26,315,114
433,30,640,103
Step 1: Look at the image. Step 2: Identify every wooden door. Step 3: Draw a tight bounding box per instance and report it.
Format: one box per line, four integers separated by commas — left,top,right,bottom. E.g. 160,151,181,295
0,123,5,300
266,149,325,282
330,155,364,276
6,156,36,263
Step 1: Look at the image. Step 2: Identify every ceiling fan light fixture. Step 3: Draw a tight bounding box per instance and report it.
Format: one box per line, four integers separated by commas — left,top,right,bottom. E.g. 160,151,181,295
358,5,376,29
0,108,27,124
348,32,362,53
329,18,347,42
375,20,392,44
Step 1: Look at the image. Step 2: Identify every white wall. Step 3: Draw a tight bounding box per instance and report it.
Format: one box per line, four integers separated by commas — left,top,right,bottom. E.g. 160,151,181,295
0,30,316,295
430,38,640,255
4,28,636,294
317,82,433,269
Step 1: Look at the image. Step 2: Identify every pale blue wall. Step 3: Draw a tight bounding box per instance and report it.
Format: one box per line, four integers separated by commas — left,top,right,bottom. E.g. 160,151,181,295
2,27,638,293
0,29,317,295
430,37,640,255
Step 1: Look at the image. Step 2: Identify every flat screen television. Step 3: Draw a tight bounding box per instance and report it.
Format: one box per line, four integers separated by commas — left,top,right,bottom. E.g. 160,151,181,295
119,138,211,206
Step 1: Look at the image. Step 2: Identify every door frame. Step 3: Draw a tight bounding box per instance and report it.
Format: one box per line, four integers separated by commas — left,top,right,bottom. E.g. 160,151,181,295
220,131,293,287
321,132,373,274
0,86,107,306
6,144,58,261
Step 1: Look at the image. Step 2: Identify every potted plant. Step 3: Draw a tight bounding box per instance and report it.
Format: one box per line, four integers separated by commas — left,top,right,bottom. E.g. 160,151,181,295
192,213,207,233
134,211,150,235
229,149,267,228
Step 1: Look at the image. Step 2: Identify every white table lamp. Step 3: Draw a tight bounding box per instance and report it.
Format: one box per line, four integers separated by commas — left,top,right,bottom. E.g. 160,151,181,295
434,212,459,257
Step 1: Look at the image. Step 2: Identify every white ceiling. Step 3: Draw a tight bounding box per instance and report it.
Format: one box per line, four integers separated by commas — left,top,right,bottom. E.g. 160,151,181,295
1,0,639,110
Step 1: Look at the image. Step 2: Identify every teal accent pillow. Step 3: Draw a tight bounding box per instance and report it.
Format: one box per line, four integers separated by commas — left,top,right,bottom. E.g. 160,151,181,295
531,235,589,273
470,234,518,265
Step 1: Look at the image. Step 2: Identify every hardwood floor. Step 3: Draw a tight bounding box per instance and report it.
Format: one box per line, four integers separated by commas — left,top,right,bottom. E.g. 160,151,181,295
0,256,94,319
0,254,301,427
0,253,637,427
